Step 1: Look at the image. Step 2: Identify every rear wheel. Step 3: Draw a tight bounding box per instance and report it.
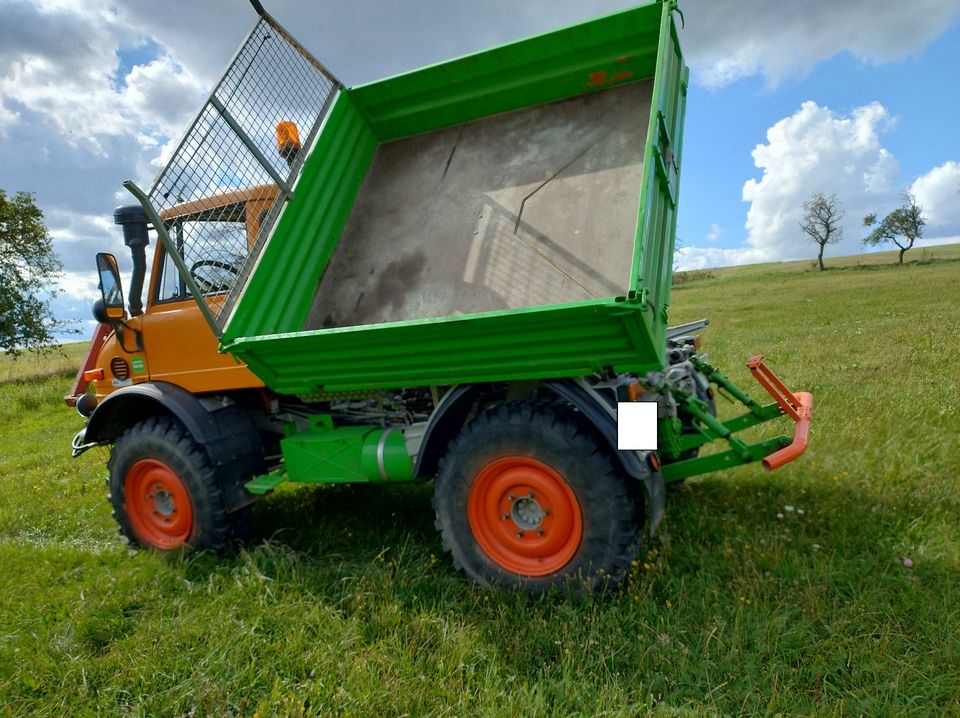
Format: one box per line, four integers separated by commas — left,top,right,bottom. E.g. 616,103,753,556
107,417,232,551
433,401,642,593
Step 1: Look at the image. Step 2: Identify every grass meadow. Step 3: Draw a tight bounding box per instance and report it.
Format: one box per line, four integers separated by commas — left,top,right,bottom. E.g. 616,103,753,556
1,246,958,716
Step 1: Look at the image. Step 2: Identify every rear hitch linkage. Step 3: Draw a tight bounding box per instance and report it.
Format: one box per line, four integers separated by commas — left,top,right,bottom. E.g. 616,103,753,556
659,355,813,482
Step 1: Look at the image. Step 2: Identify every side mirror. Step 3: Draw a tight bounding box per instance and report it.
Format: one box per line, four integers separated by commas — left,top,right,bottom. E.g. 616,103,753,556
95,253,126,322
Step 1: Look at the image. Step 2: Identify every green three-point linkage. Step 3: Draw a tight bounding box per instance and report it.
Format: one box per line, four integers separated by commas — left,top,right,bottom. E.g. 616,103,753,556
659,356,791,482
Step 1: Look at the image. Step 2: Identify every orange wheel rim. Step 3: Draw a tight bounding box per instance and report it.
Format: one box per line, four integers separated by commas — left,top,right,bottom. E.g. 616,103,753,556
124,459,193,549
467,456,582,576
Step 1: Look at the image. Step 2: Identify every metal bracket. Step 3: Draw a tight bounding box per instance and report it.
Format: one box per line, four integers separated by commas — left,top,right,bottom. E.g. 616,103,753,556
662,354,814,479
208,96,291,196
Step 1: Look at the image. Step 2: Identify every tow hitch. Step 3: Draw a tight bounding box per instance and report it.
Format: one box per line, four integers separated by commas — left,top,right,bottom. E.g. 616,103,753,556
660,355,814,482
747,355,814,471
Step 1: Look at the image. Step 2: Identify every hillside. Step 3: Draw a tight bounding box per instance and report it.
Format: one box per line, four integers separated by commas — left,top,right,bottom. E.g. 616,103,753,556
1,249,958,716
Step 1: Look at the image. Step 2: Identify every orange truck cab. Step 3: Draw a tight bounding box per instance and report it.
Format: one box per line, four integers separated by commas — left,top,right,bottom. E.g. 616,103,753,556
65,187,282,528
66,186,278,411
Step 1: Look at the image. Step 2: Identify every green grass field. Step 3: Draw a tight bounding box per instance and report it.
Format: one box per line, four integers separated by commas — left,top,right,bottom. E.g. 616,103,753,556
2,247,958,716
0,341,88,383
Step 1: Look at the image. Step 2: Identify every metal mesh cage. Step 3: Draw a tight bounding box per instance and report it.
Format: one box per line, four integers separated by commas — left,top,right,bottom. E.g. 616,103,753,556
145,13,339,333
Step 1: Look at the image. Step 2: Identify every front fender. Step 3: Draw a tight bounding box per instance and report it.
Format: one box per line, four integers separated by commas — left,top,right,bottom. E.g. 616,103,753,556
82,382,224,447
75,382,264,513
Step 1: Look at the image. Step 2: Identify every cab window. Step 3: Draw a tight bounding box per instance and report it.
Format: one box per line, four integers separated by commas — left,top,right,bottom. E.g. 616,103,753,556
155,204,248,303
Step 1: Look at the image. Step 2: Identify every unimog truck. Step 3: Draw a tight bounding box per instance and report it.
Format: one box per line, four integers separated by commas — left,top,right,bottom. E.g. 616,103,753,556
66,0,813,592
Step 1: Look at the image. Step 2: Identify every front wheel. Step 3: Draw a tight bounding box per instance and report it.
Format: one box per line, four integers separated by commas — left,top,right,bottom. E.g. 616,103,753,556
107,417,232,551
433,401,642,593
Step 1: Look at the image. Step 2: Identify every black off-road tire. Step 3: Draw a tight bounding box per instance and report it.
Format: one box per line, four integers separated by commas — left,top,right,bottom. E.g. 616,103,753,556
107,417,232,552
433,401,643,593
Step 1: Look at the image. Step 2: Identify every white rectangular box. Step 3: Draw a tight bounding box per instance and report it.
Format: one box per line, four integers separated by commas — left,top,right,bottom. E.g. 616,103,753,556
617,401,658,451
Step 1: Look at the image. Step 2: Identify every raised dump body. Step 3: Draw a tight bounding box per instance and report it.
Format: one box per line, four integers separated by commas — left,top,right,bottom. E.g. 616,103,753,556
133,1,688,395
306,80,652,329
218,2,685,395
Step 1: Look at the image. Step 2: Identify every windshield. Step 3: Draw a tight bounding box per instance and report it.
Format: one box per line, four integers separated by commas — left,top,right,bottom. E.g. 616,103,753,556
155,204,248,303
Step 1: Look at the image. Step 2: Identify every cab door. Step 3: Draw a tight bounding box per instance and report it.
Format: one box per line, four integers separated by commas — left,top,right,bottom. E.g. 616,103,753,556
139,204,264,394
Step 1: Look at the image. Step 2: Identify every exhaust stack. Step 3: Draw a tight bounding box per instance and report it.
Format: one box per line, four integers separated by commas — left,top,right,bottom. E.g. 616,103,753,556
113,205,150,316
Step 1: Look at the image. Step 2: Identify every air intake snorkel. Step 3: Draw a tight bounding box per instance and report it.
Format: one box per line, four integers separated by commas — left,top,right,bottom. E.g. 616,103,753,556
112,205,150,316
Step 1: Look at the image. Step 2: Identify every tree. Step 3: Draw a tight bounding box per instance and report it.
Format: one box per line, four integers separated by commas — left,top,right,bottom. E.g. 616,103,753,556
800,193,844,271
0,190,69,357
863,194,926,265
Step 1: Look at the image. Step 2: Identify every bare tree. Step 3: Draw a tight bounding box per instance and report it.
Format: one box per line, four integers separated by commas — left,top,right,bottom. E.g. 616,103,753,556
863,193,926,265
800,193,844,271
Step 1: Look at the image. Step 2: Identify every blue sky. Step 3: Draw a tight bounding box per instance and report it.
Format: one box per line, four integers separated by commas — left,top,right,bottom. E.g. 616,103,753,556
679,20,960,258
112,38,163,91
1,0,959,338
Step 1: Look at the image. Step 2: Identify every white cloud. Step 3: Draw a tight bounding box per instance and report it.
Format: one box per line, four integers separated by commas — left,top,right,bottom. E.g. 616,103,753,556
676,245,749,271
743,101,900,252
706,223,723,243
0,1,204,153
751,102,896,252
0,0,204,331
57,271,103,304
910,161,960,234
45,207,156,283
0,101,19,134
680,101,904,269
113,0,960,93
120,55,205,138
680,0,960,87
679,104,960,270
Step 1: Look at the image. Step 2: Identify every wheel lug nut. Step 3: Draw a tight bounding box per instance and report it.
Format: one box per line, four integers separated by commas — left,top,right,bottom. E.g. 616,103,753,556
507,494,516,501
528,491,534,498
517,530,525,537
501,514,509,520
537,529,545,536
